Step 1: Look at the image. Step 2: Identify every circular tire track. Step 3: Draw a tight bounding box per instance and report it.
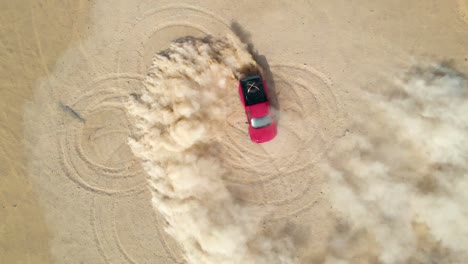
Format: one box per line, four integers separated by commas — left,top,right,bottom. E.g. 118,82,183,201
117,5,231,74
222,64,343,183
227,167,325,221
222,64,344,219
60,73,148,195
92,194,184,264
112,5,344,221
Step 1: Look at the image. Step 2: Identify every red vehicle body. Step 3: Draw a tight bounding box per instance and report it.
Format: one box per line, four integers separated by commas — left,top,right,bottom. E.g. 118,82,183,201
238,75,277,143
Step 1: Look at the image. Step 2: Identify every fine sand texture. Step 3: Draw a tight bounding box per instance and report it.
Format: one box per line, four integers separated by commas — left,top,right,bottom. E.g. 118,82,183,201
0,1,90,263
2,0,468,263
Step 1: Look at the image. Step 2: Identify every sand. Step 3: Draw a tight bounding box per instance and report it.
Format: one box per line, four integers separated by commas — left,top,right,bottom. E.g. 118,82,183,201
0,1,90,263
1,0,467,263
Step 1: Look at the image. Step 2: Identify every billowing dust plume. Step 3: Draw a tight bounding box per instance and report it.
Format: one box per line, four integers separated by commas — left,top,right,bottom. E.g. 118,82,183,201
322,64,468,263
126,36,297,264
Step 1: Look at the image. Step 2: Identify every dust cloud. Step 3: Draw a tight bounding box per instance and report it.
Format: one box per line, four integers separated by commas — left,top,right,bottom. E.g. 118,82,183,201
322,63,468,263
126,36,297,264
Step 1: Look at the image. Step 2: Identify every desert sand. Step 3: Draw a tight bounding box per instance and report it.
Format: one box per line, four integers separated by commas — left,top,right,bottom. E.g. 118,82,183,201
1,0,467,263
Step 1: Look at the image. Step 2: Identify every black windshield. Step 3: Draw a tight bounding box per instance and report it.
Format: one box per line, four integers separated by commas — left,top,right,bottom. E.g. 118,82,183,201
240,75,268,106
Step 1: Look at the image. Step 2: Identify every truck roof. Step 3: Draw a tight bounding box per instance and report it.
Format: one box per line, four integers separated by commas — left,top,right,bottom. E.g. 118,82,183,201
239,75,268,106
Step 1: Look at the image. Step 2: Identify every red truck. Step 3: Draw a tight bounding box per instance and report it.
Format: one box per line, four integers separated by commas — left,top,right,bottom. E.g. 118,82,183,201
238,75,277,143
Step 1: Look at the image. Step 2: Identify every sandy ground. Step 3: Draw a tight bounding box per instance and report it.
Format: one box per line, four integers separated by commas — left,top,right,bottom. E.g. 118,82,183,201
1,0,467,263
0,1,90,263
